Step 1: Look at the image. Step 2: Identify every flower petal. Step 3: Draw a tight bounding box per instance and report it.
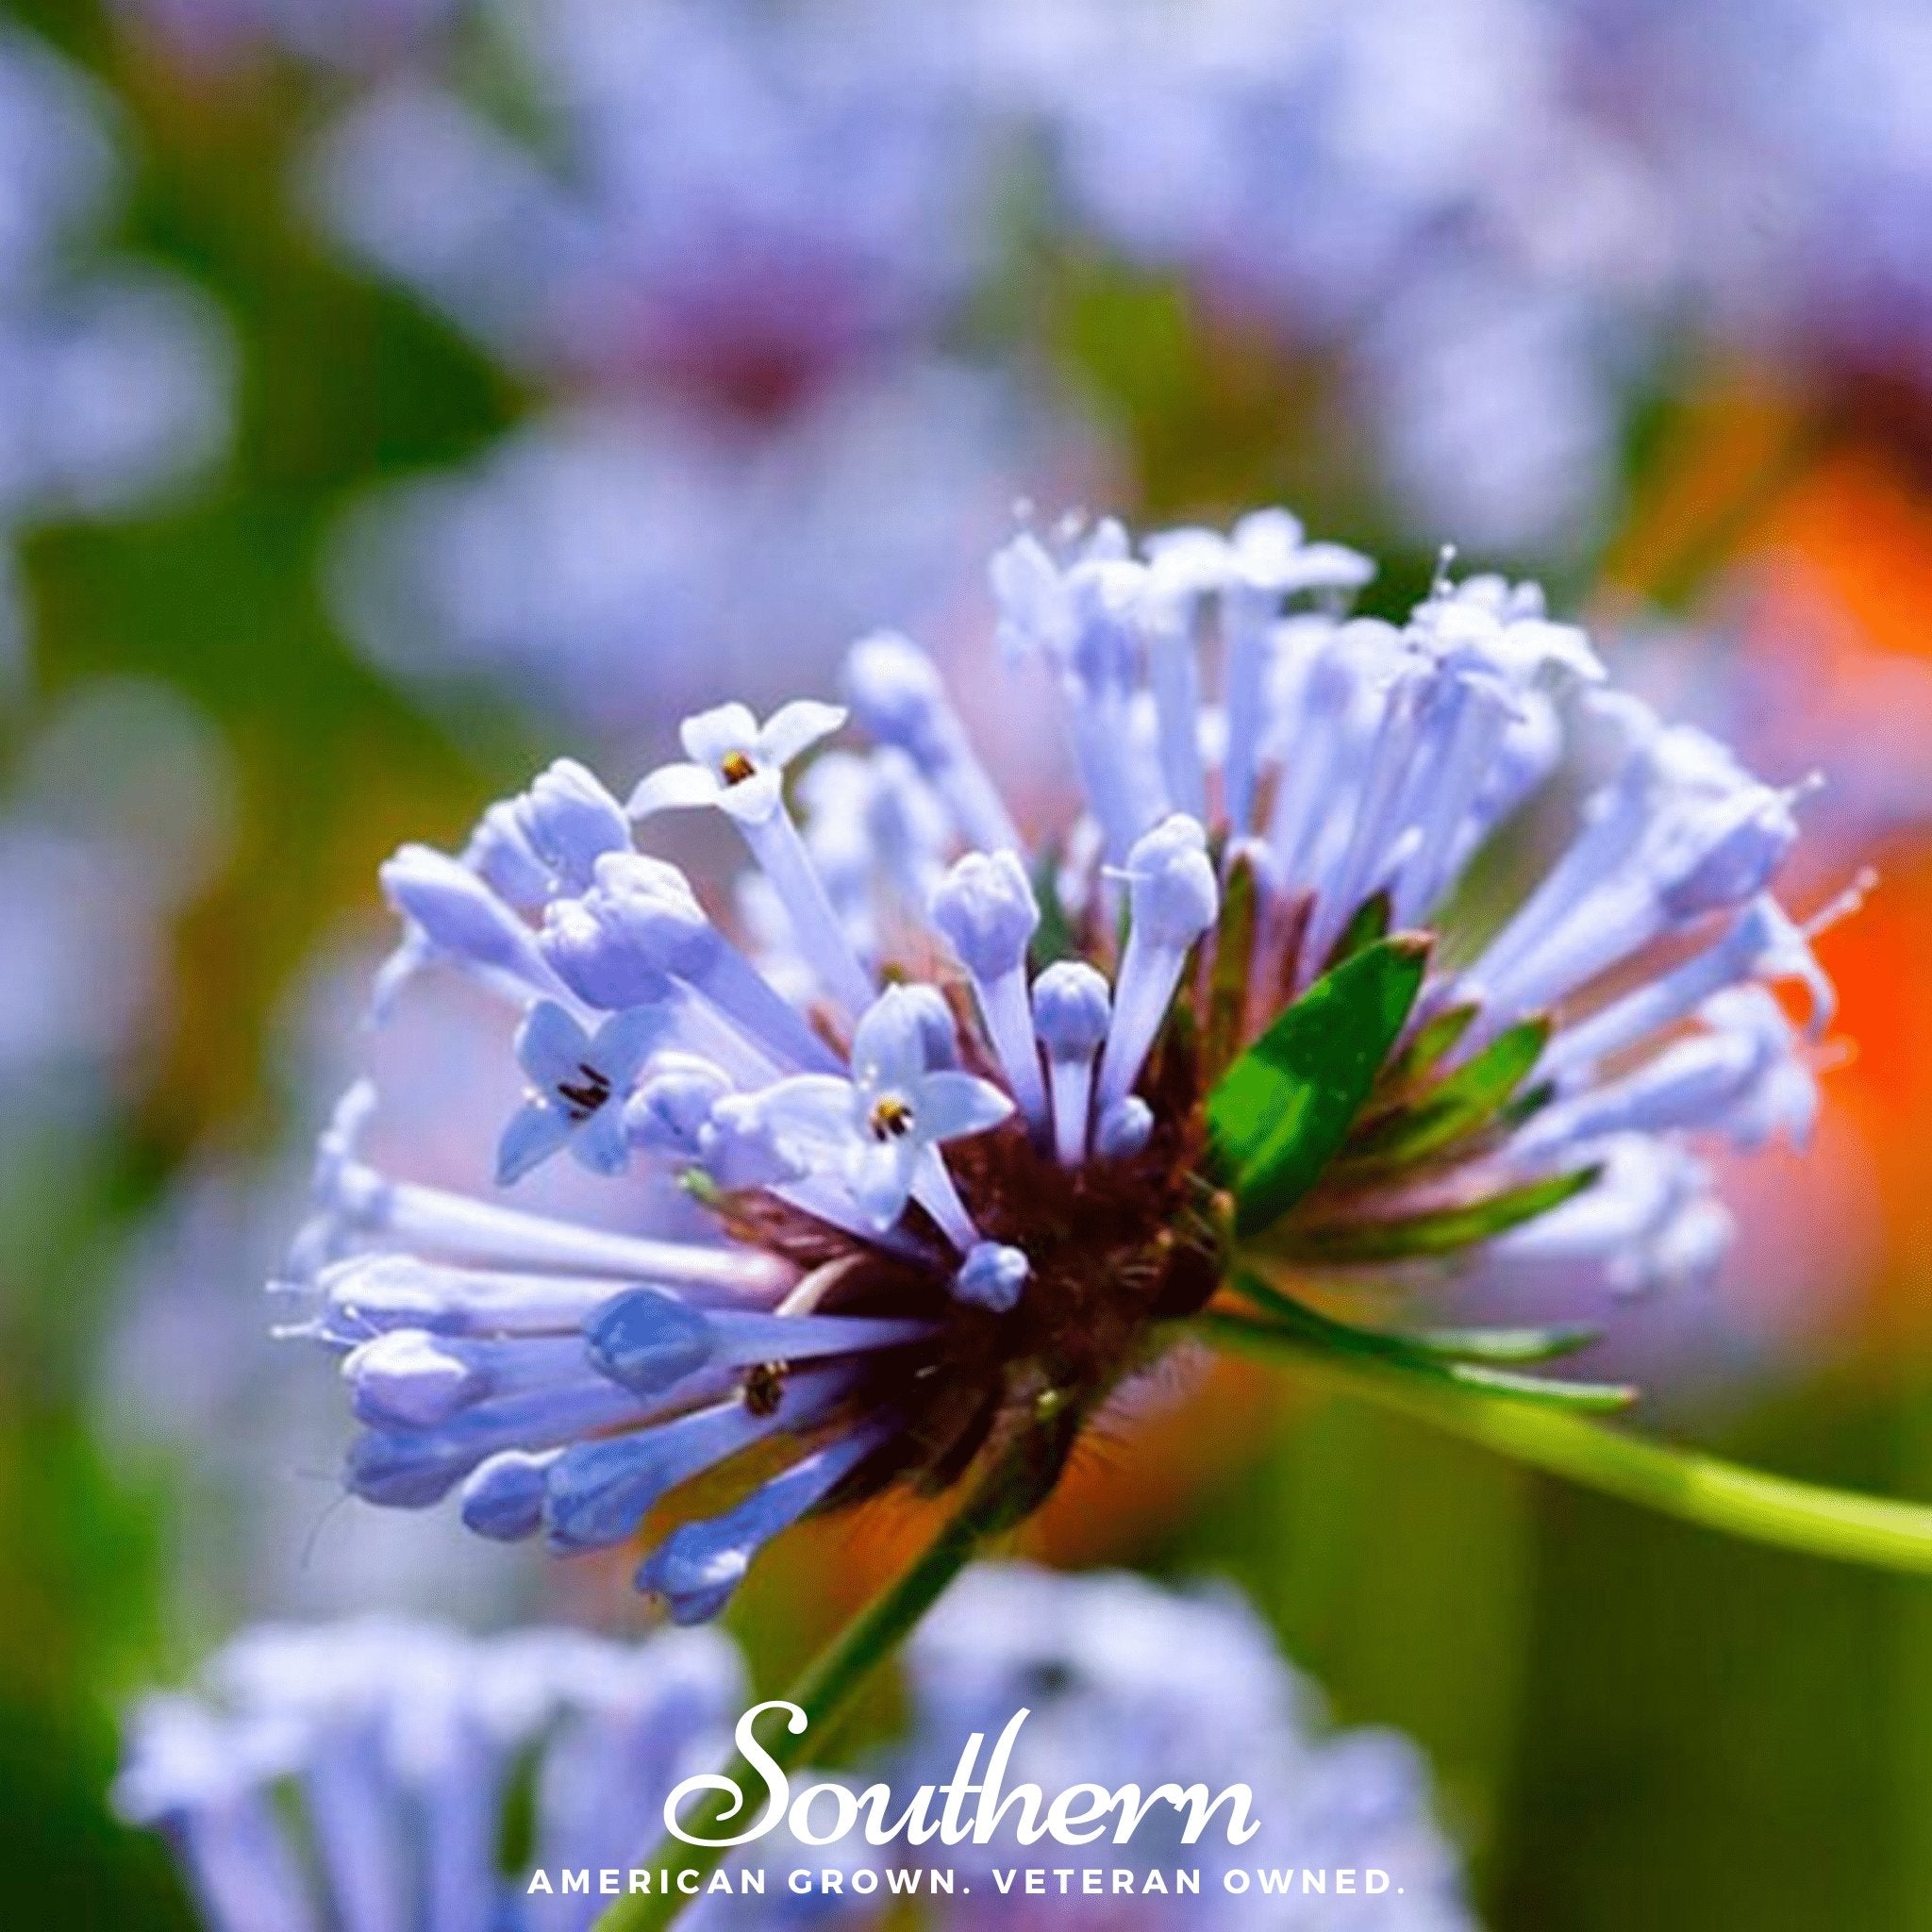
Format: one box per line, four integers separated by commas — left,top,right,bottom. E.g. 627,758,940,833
626,762,724,820
679,702,760,769
495,1100,574,1186
913,1071,1016,1142
754,1075,861,1158
593,1005,672,1086
850,987,929,1093
846,1137,915,1228
758,699,847,768
570,1106,632,1176
514,1000,591,1091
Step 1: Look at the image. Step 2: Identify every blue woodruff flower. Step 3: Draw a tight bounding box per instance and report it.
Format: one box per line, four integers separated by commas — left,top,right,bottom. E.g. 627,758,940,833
898,1564,1474,1928
114,1616,745,1932
286,504,1842,1620
119,1573,1472,1930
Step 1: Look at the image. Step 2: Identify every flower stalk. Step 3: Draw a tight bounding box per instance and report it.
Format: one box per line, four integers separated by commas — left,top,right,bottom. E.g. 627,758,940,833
1200,1308,1932,1574
593,1421,1052,1932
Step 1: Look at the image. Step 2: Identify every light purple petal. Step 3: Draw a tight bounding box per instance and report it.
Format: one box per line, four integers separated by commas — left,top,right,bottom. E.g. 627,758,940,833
495,1101,574,1186
758,699,847,767
678,702,760,769
846,1138,914,1228
514,999,591,1091
755,1075,860,1157
626,762,724,819
914,1071,1015,1142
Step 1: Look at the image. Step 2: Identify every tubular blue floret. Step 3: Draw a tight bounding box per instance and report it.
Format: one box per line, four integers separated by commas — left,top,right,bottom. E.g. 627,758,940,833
991,519,1162,861
1094,1094,1155,1158
1095,814,1218,1112
622,1051,735,1160
1536,894,1831,1081
1522,986,1818,1157
513,756,631,892
458,1448,557,1541
1493,1135,1731,1296
844,629,1019,853
639,1418,898,1625
377,842,567,1003
541,851,840,1071
1031,958,1110,1166
496,999,668,1184
341,1325,615,1434
930,849,1047,1127
310,1254,723,1346
953,1240,1030,1312
462,800,553,908
346,1374,677,1509
300,1162,793,1294
585,1284,936,1396
630,700,873,1014
542,1363,855,1553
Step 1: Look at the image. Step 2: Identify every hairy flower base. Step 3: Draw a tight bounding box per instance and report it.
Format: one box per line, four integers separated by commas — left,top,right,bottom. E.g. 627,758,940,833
740,1022,1220,1514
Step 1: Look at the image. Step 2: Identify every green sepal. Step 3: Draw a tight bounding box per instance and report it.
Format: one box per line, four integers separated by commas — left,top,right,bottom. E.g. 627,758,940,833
1221,1275,1634,1409
1345,1016,1551,1166
1324,888,1392,972
1386,1001,1478,1088
1028,844,1077,971
1408,1323,1603,1365
1262,1163,1602,1264
1208,935,1430,1238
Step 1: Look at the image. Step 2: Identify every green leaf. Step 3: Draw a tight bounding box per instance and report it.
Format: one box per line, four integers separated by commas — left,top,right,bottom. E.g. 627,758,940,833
1264,1163,1601,1264
1409,1323,1603,1365
1346,1017,1551,1166
1208,935,1430,1237
1324,889,1391,972
1440,1362,1636,1410
1027,845,1077,970
1386,1001,1477,1088
1220,1279,1633,1409
1196,1308,1932,1577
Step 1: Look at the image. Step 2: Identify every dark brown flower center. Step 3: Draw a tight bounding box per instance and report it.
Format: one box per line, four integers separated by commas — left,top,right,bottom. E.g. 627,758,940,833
719,750,758,786
556,1063,612,1120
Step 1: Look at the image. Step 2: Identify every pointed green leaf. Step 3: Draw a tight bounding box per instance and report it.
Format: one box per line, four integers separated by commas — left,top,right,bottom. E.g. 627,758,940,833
1265,1163,1601,1264
1196,1307,1932,1575
1386,1000,1478,1088
1324,888,1391,972
1409,1323,1603,1365
1219,1278,1633,1408
1345,1016,1551,1165
1208,935,1430,1237
1441,1361,1636,1410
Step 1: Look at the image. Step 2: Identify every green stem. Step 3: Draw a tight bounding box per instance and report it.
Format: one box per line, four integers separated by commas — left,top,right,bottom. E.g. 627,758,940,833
1201,1310,1932,1574
591,1454,1023,1932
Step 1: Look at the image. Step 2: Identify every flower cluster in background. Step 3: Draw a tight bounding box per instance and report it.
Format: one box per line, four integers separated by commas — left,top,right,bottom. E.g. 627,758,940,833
117,1567,1472,1930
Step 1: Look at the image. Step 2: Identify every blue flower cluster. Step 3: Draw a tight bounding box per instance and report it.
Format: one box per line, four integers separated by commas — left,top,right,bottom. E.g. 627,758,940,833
283,504,1838,1621
118,1568,1472,1930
